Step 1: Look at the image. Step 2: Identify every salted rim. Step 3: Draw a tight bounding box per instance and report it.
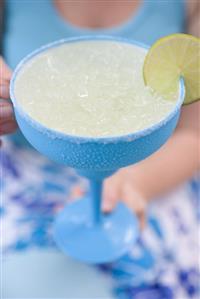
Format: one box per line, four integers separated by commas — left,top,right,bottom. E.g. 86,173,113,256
10,35,185,144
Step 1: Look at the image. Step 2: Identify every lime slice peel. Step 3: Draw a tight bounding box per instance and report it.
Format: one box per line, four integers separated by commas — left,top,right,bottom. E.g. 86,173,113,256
143,34,200,105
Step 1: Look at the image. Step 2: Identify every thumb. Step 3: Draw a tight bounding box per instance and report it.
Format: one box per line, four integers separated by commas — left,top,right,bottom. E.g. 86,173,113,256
102,178,120,213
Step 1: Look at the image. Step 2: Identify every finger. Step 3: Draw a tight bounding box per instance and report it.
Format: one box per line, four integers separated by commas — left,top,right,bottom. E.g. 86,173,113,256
0,100,14,122
0,58,12,99
102,177,120,213
0,57,12,82
122,183,147,229
140,214,146,230
0,84,10,99
0,120,18,135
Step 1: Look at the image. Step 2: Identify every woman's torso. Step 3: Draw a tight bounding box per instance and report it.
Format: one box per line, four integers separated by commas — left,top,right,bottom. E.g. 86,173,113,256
4,0,186,69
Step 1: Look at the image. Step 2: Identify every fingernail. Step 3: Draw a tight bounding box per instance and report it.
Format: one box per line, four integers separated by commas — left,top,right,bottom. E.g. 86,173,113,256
0,85,10,99
102,200,113,212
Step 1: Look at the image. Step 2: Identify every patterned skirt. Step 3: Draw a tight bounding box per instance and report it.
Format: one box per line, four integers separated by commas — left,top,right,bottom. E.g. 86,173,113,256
1,139,199,299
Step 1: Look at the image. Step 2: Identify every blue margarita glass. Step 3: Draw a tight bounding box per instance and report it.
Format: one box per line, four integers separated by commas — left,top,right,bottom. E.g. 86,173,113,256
10,36,185,264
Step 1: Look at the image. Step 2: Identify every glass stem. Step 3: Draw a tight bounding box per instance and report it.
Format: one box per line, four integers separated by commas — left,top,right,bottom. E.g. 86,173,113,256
90,179,102,225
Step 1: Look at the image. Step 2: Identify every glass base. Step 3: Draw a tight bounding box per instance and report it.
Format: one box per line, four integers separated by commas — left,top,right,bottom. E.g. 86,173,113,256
53,197,138,264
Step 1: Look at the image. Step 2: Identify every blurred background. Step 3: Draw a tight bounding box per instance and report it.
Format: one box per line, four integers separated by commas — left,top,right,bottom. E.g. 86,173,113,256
1,1,199,298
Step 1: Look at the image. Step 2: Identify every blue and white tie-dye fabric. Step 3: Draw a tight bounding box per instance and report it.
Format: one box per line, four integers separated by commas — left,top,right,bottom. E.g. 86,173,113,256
1,139,199,299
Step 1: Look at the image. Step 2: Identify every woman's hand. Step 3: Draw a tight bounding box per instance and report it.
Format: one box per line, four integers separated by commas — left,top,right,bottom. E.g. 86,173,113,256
0,57,17,137
102,99,200,229
102,166,147,229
